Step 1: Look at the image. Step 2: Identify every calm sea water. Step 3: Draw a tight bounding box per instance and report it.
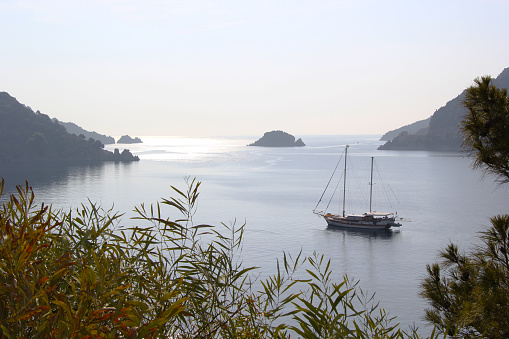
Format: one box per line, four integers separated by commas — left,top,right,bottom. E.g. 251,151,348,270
1,135,508,334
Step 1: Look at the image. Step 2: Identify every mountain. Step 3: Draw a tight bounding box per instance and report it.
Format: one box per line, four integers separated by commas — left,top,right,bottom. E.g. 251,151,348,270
378,67,509,151
0,92,138,162
248,130,305,147
53,119,115,145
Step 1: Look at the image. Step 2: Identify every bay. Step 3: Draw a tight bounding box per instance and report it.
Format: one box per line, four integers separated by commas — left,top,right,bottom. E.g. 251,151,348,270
1,135,507,334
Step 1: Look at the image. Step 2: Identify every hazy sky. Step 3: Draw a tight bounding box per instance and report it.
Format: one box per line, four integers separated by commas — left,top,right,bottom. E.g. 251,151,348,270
1,0,508,137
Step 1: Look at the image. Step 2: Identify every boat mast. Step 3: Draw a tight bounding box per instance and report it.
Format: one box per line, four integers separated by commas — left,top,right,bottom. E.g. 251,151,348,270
342,145,349,217
369,157,374,213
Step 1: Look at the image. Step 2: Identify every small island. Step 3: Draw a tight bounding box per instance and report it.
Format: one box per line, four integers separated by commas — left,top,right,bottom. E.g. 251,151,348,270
248,131,305,147
117,135,143,144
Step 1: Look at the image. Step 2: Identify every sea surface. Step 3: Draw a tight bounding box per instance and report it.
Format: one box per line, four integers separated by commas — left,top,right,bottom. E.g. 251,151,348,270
1,135,508,334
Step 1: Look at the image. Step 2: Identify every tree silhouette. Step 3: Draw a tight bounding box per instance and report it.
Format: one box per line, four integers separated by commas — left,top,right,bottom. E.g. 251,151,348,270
461,76,509,184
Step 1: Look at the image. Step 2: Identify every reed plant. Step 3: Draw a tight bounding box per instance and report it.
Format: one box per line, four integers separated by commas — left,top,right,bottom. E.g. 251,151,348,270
0,178,430,338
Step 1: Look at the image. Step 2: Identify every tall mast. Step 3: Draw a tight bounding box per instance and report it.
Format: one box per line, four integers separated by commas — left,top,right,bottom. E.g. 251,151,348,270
369,157,374,213
342,145,349,217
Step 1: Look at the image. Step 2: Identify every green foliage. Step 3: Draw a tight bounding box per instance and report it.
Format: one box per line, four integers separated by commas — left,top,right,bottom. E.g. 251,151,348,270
461,76,509,184
420,215,509,338
1,177,429,338
288,254,406,339
0,180,185,338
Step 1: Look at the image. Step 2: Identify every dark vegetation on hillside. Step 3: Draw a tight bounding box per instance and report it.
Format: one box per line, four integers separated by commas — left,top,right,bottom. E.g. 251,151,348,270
0,92,138,162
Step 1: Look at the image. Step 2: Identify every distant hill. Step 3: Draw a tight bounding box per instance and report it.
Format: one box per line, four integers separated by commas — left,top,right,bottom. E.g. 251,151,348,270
248,130,305,147
379,117,431,141
0,92,138,162
378,67,509,151
53,119,115,145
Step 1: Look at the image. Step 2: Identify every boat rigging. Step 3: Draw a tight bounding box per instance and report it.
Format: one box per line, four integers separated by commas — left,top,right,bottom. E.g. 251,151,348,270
313,145,402,230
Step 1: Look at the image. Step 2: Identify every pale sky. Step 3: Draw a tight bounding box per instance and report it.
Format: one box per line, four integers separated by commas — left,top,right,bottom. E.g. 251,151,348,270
1,0,508,137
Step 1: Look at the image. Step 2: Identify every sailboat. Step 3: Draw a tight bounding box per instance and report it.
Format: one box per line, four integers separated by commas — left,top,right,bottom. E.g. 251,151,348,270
314,145,402,230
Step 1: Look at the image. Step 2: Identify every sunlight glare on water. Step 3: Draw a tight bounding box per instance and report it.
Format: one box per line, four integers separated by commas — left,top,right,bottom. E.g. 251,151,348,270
109,136,249,161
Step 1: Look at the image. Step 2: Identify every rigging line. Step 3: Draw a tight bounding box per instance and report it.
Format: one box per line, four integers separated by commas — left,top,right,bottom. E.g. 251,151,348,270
325,171,344,212
314,151,344,211
373,160,392,209
374,160,400,206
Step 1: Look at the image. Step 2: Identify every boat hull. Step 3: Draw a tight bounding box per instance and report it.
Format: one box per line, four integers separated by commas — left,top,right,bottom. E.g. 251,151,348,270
323,214,401,230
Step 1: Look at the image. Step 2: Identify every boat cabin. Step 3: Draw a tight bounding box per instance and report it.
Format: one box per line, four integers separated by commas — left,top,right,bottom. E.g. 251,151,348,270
344,212,396,223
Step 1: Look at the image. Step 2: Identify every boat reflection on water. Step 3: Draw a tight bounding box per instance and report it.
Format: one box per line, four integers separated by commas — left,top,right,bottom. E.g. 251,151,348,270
325,225,401,240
